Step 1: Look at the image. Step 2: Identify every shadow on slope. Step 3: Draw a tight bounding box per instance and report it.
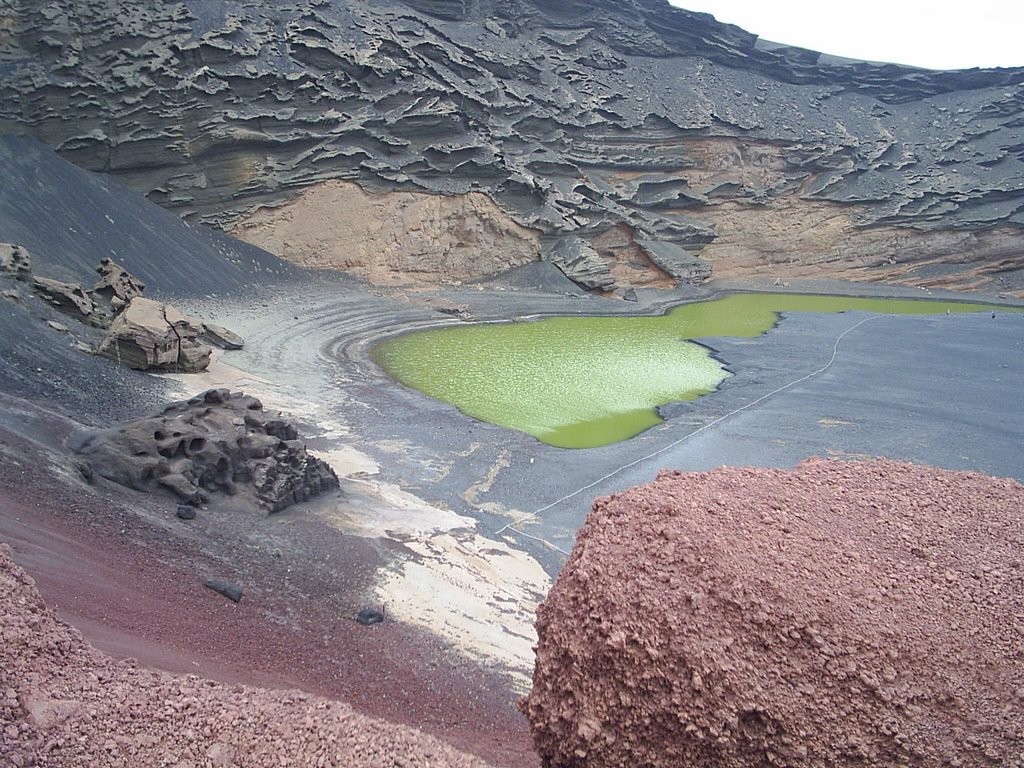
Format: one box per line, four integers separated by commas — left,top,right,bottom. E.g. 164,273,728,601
0,135,299,298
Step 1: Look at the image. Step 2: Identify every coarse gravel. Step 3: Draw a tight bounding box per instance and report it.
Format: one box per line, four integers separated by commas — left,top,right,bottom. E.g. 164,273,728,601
0,543,492,768
524,458,1024,767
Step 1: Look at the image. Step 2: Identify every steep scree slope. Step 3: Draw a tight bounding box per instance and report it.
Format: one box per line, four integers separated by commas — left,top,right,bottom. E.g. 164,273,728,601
1,0,1023,289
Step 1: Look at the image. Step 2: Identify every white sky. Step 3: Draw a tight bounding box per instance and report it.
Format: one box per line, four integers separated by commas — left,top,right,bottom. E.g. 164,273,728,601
668,1,1024,70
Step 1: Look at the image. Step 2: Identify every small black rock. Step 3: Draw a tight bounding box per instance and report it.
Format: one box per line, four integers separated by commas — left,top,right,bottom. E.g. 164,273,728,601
204,578,243,603
176,504,196,520
356,607,385,626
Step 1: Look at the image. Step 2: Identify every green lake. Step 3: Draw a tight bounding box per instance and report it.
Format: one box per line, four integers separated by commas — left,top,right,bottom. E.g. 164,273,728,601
372,293,1015,449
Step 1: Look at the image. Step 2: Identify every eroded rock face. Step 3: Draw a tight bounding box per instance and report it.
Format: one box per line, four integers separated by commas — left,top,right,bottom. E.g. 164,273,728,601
70,388,339,511
93,256,145,307
18,257,239,370
233,181,541,285
2,1,1022,292
544,237,615,291
97,296,211,372
0,243,32,281
522,459,1024,767
32,276,97,321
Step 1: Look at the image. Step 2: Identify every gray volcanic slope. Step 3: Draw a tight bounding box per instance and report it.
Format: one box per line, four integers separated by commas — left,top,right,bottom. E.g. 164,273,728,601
0,135,300,424
1,0,1023,291
0,136,298,296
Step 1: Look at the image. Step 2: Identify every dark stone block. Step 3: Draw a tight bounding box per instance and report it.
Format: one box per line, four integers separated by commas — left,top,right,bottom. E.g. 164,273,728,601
356,607,385,626
204,578,243,603
175,504,197,520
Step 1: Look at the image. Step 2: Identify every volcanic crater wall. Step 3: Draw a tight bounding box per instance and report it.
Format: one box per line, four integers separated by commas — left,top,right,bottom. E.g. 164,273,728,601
1,0,1023,290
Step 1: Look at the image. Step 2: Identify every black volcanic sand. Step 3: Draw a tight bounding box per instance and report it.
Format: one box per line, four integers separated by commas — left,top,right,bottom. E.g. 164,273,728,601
0,136,299,295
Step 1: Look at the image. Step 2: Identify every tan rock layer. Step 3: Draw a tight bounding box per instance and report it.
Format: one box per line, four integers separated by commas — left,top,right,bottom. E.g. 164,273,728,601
697,198,1024,296
232,181,542,285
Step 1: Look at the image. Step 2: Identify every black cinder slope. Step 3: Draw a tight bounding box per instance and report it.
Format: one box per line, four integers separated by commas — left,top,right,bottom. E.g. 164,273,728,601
0,136,298,299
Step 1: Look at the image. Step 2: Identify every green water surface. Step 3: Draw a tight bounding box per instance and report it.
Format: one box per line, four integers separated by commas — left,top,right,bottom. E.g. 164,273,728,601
373,293,1015,448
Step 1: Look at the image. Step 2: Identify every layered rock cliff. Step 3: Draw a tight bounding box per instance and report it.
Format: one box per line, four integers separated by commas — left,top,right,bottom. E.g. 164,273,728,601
1,0,1022,291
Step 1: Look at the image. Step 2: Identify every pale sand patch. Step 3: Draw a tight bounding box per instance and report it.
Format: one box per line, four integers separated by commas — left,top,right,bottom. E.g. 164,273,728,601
163,351,270,398
376,532,551,692
462,447,511,505
309,446,379,478
162,352,329,425
317,478,475,539
817,417,853,428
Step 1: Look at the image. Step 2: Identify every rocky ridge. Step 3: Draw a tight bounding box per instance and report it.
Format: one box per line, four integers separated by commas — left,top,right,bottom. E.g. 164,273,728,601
0,1,1022,291
2,244,240,374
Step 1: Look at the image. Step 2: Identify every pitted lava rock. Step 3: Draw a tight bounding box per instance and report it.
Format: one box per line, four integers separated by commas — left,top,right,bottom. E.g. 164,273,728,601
521,459,1024,767
0,243,32,281
70,388,339,511
93,256,145,306
0,544,490,767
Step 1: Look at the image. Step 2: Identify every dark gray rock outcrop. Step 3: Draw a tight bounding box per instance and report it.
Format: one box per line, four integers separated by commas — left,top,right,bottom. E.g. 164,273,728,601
637,239,712,284
544,237,616,291
70,388,340,512
0,1,1022,291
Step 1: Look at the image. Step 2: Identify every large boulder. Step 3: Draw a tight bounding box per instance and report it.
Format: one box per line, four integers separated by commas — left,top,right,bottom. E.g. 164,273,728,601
70,388,339,511
97,296,211,372
521,459,1024,767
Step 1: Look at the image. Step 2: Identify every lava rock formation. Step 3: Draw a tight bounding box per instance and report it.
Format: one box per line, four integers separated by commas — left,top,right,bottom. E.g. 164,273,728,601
70,388,340,511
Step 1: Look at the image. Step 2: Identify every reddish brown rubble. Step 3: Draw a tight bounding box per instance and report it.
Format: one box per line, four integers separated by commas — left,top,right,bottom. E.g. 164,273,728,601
521,459,1024,767
0,543,491,768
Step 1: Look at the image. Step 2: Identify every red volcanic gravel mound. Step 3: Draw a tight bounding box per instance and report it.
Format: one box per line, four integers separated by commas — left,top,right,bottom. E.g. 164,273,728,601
521,459,1024,767
0,544,490,768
